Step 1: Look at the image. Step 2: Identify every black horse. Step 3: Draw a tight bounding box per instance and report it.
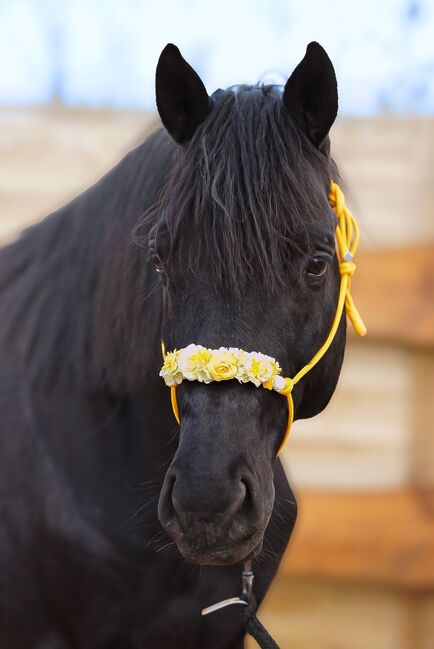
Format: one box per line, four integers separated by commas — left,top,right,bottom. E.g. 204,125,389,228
0,42,346,648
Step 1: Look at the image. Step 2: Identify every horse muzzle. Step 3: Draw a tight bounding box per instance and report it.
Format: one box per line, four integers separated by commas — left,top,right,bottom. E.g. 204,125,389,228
158,463,271,565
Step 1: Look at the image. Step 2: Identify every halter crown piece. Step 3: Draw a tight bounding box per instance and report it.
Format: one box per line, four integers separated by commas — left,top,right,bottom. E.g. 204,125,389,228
160,182,367,456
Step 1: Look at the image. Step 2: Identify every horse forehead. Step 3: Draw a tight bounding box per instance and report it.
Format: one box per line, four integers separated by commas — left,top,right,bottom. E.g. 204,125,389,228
171,284,289,332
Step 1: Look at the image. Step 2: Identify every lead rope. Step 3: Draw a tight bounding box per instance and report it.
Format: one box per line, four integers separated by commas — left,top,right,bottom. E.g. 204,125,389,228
202,562,280,648
243,598,280,649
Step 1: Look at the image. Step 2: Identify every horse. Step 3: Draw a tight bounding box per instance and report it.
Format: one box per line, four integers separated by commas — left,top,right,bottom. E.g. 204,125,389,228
0,41,346,648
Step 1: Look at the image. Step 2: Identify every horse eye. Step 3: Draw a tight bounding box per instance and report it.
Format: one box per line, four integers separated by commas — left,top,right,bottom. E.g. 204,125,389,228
153,255,164,273
306,256,328,278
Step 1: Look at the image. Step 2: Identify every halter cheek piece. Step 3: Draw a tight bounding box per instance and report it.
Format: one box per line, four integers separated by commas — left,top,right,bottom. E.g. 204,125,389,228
160,182,366,456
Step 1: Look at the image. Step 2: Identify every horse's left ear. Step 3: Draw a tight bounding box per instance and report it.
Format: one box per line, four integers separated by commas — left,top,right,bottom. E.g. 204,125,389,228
283,42,338,147
156,43,211,144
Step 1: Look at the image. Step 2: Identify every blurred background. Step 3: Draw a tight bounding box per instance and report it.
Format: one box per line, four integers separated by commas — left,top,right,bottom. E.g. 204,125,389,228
1,1,433,647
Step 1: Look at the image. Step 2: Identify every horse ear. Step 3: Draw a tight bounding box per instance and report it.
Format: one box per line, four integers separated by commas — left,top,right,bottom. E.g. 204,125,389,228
156,44,211,144
283,42,338,147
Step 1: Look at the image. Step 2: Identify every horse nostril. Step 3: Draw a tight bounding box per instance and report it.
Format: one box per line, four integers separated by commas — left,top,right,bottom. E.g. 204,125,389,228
229,476,258,542
158,472,177,528
171,481,190,533
237,476,256,522
239,478,253,516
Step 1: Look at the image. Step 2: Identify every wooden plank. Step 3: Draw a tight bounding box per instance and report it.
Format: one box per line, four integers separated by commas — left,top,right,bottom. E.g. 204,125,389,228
283,343,412,490
247,576,434,649
351,245,434,347
1,110,433,250
334,118,434,249
404,594,434,649
281,489,434,591
410,351,434,494
0,107,150,243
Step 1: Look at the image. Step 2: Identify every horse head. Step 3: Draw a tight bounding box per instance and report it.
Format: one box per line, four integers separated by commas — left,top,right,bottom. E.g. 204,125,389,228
149,43,346,565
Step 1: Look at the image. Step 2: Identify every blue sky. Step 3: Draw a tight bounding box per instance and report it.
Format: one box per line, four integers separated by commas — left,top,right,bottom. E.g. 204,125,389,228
0,0,433,114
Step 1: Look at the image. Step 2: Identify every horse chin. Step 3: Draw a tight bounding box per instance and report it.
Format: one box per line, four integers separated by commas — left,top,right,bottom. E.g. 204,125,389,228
175,535,264,566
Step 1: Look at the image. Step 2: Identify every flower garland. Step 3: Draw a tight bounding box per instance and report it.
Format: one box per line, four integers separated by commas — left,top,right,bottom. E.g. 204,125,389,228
160,343,287,393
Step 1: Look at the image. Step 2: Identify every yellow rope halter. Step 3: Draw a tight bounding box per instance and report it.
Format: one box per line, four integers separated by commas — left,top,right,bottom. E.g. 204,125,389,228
161,181,366,456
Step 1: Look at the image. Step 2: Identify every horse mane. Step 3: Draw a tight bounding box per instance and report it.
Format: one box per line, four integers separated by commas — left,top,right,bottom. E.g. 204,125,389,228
0,128,176,392
137,85,337,294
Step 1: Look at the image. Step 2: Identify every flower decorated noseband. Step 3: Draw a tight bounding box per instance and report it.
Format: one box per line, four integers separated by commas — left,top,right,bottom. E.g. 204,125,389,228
160,182,367,456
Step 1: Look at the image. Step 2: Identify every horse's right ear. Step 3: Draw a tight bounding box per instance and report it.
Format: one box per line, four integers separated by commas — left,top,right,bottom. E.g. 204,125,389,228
156,44,211,144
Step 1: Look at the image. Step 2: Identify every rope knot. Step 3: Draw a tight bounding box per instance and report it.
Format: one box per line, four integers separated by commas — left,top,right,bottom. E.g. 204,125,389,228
278,377,294,395
339,261,356,277
329,181,345,215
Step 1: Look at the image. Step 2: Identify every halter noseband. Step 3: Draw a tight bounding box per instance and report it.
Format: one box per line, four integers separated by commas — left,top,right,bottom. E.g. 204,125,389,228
160,182,366,455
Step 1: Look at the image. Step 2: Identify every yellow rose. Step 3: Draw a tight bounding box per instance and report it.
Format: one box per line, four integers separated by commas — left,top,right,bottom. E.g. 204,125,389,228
159,350,183,386
233,349,252,383
246,352,279,387
178,343,212,382
193,347,213,382
207,350,238,381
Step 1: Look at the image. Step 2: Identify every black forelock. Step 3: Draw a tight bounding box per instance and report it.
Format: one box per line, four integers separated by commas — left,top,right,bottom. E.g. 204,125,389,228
140,84,337,293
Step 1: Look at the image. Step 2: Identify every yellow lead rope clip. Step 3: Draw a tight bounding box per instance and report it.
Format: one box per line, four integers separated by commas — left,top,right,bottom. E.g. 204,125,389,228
161,182,366,456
